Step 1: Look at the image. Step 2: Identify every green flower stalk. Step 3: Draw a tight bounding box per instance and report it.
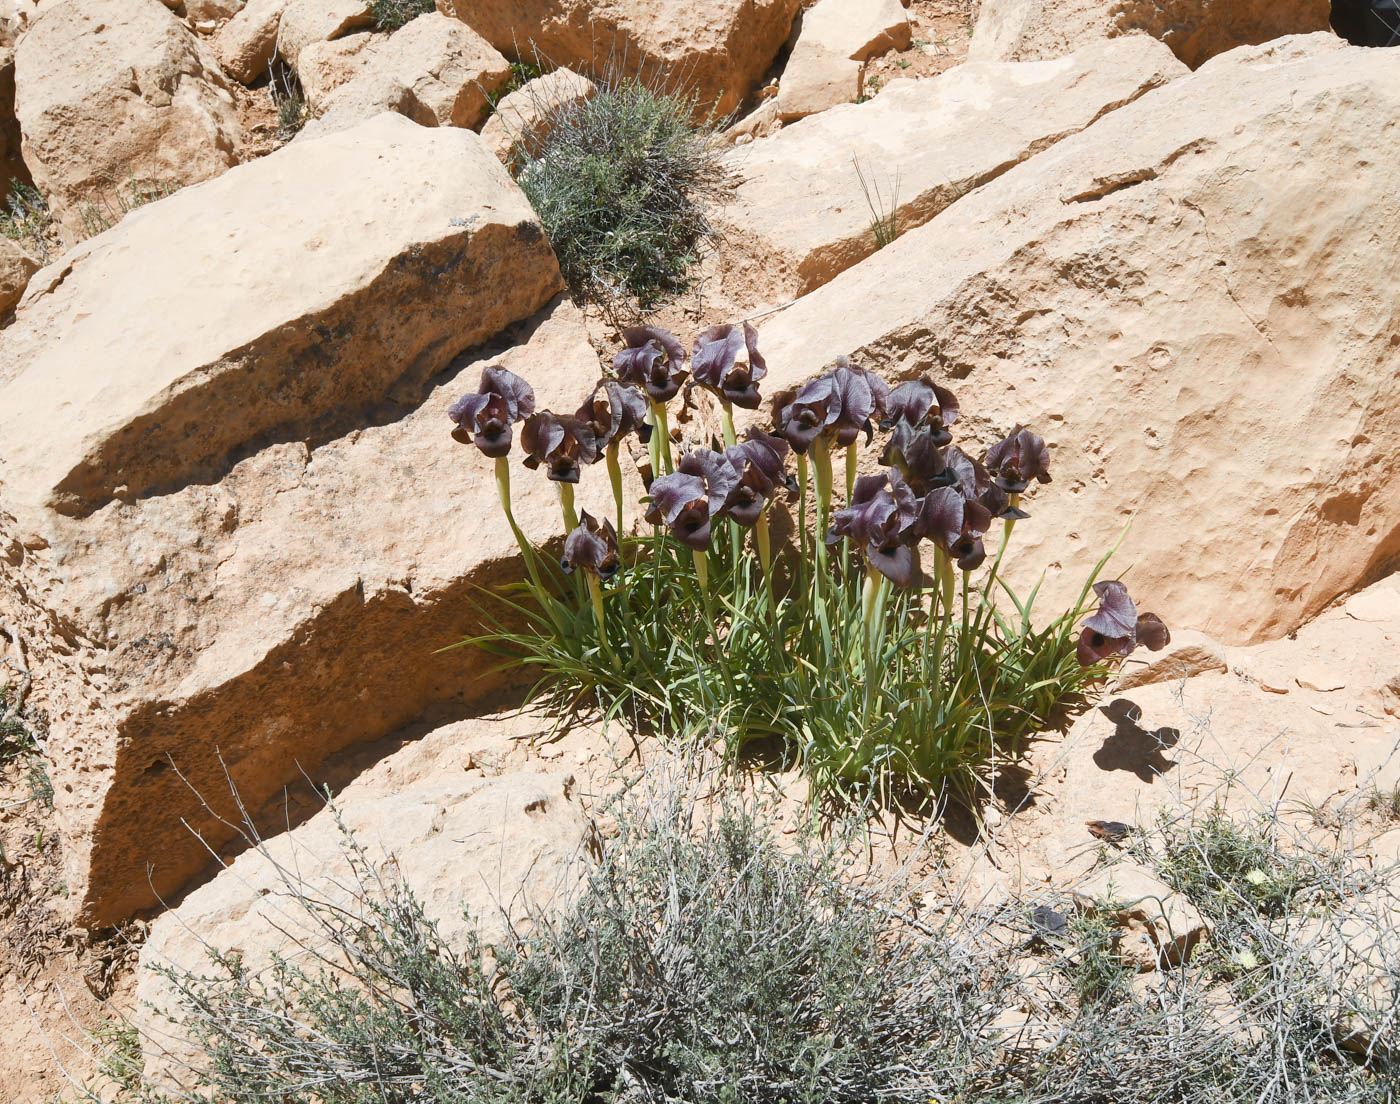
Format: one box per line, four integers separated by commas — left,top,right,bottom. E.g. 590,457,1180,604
587,573,613,666
557,481,579,531
846,443,859,504
720,400,738,449
651,401,675,474
606,440,625,535
562,512,621,670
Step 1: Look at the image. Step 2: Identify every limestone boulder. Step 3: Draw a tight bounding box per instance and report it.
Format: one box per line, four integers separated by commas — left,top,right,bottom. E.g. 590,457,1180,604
479,67,597,166
750,42,1400,645
0,114,585,923
1074,863,1209,971
186,0,245,23
970,0,1334,67
435,0,801,118
304,12,511,132
0,235,37,312
276,0,372,75
132,717,591,1087
721,36,1186,299
12,0,242,242
212,0,290,83
295,30,384,105
777,0,911,120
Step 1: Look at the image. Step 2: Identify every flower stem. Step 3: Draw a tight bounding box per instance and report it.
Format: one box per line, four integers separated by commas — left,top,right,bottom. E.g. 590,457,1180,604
756,509,775,612
586,573,617,670
845,443,858,503
721,401,737,449
606,440,624,536
651,401,674,474
810,437,833,574
497,456,563,635
557,481,578,532
797,453,810,590
692,548,734,695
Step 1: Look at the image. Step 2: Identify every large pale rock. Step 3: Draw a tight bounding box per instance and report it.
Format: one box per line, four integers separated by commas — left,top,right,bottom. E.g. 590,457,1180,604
970,0,1334,67
132,717,590,1087
479,67,597,166
435,0,801,117
212,0,290,83
0,114,582,923
750,42,1400,645
0,235,37,312
304,12,511,132
1074,863,1209,971
295,30,384,105
276,0,372,75
777,0,910,120
12,0,242,242
186,0,245,22
722,36,1185,298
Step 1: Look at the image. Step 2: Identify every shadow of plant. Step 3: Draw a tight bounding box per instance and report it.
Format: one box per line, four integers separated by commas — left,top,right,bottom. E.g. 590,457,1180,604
1092,698,1180,783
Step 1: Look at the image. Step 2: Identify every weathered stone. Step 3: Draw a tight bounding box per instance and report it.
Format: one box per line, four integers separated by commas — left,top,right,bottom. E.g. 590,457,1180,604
479,67,596,166
0,114,579,923
1346,586,1400,623
1075,863,1209,971
295,30,383,105
133,718,590,1087
186,0,245,22
305,13,511,132
212,0,289,83
970,0,1334,68
749,43,1400,644
276,0,372,77
12,0,242,241
435,0,800,118
1115,630,1228,691
0,235,37,313
777,0,910,119
721,36,1185,298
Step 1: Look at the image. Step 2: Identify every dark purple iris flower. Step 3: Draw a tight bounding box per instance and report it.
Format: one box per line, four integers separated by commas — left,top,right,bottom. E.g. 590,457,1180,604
826,357,890,447
561,511,621,580
827,472,924,587
520,412,600,483
447,365,536,458
881,423,952,495
576,380,652,447
983,427,1052,495
1076,581,1171,667
882,375,960,445
719,429,791,527
939,446,1029,521
644,449,737,551
919,485,993,572
691,322,768,409
771,375,840,455
612,326,688,404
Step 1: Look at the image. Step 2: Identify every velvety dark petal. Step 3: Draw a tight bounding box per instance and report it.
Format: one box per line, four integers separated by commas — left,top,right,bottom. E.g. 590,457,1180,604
622,325,685,369
479,365,536,422
448,392,491,428
612,342,662,386
980,485,1031,521
742,322,768,385
917,486,965,549
1136,613,1171,652
1084,580,1139,638
868,540,916,588
679,448,740,515
562,512,621,578
721,470,767,527
829,358,874,440
1077,627,1134,667
829,478,896,546
985,426,1051,494
962,496,993,538
945,447,989,499
691,325,745,391
953,536,986,572
884,376,934,429
932,383,959,428
648,472,707,526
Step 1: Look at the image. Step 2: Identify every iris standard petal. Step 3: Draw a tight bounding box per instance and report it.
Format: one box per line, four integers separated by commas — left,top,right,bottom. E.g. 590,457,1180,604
1084,580,1139,639
1136,613,1171,652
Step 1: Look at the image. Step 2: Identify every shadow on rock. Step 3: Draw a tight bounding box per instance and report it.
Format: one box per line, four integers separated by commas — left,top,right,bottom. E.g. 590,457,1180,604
1092,698,1180,783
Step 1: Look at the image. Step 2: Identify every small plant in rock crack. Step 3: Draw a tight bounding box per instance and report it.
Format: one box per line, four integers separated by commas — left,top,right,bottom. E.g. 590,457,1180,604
447,325,1170,800
368,0,434,31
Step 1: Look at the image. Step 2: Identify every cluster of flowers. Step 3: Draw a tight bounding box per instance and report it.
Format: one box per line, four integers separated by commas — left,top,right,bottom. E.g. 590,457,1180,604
448,322,1168,669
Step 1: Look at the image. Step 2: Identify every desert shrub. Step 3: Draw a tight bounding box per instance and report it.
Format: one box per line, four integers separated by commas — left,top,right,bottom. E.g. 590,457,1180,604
449,330,1165,799
1,179,54,263
148,773,1010,1103
368,0,433,32
515,78,727,310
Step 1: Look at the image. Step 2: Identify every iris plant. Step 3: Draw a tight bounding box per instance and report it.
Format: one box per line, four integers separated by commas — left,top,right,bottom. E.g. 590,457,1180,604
449,324,1168,798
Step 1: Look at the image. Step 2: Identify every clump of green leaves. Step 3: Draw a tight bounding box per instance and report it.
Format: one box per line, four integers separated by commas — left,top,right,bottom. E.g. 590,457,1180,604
854,155,900,249
449,329,1162,802
368,0,434,32
78,176,181,239
1,179,54,263
515,78,728,311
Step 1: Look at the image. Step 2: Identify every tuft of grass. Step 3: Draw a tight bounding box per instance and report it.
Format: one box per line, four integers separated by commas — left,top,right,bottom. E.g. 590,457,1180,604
275,94,309,140
77,176,181,240
368,0,434,32
515,77,728,313
853,155,901,250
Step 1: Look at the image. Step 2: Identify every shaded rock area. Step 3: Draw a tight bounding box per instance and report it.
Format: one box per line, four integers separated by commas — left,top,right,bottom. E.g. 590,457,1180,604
0,114,580,924
750,39,1400,646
